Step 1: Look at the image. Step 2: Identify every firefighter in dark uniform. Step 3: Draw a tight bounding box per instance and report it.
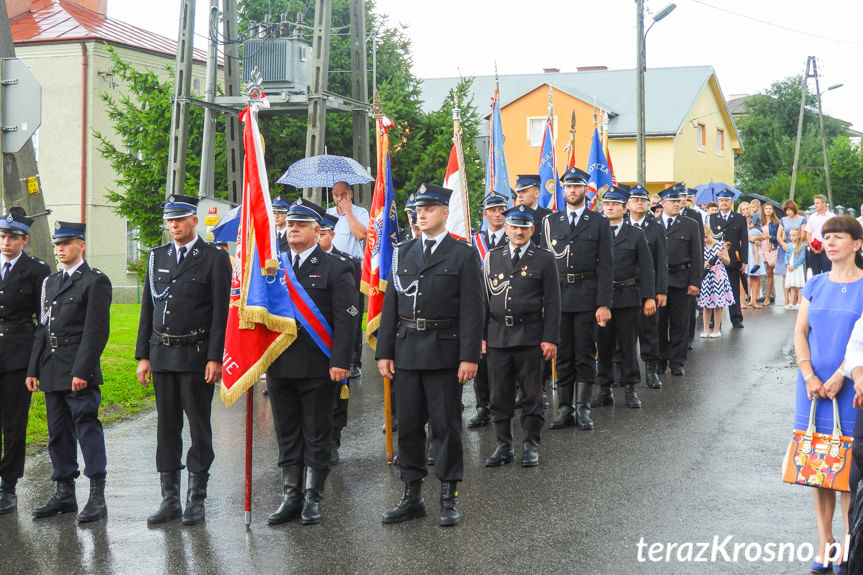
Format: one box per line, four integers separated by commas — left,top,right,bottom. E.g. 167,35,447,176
26,222,112,523
544,167,613,431
273,195,291,253
265,199,356,526
483,205,560,467
708,188,748,328
377,183,484,528
318,211,361,466
467,191,509,429
136,195,231,526
513,174,554,245
680,185,705,349
657,186,702,376
590,187,655,409
0,210,50,514
625,184,668,389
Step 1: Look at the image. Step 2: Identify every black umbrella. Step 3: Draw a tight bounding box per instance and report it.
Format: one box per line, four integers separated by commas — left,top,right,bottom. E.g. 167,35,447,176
739,193,782,210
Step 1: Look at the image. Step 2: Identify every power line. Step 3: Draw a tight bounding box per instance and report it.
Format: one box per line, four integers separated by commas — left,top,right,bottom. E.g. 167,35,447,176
688,0,863,46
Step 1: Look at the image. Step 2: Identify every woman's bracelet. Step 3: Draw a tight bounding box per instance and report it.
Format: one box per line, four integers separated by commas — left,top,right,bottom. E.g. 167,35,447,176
797,358,810,364
803,373,816,382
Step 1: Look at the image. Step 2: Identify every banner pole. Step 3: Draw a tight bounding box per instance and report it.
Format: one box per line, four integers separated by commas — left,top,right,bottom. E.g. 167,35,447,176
384,377,393,463
244,388,253,526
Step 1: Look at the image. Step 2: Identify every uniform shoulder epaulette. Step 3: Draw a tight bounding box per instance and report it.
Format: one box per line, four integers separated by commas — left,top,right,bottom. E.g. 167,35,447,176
31,256,48,266
396,237,416,247
153,243,172,253
88,267,104,275
456,238,473,247
323,250,348,263
489,244,507,252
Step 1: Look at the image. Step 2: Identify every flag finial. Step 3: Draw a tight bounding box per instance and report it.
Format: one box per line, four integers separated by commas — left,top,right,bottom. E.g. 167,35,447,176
373,91,383,119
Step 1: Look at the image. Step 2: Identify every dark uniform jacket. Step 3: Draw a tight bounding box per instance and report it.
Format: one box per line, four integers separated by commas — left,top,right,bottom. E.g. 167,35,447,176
268,246,357,378
276,228,290,253
331,246,361,298
609,223,656,309
543,208,614,313
664,214,703,289
27,262,112,392
0,253,50,372
135,238,231,373
708,212,748,267
626,213,667,296
681,207,705,243
484,242,560,349
530,205,554,246
376,234,484,370
477,228,508,251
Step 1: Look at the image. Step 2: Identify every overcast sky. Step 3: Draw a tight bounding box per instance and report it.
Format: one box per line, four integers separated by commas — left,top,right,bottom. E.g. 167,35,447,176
109,0,862,131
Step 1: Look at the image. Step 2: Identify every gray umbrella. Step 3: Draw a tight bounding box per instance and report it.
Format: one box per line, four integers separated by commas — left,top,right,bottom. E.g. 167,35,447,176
276,154,374,189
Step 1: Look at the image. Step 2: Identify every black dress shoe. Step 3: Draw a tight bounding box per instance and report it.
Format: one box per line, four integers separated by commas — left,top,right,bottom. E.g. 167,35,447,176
732,322,744,329
267,465,304,525
382,480,425,524
32,480,77,518
625,385,643,408
670,366,685,376
549,405,576,429
0,488,17,515
521,442,539,467
589,387,614,408
485,445,514,467
467,407,490,428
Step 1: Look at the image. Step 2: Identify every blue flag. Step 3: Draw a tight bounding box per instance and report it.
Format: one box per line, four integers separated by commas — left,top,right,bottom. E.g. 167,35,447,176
586,128,613,208
538,118,563,210
484,92,511,202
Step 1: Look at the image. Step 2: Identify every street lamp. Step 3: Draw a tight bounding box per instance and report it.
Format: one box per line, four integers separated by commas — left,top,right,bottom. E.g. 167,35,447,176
636,2,676,186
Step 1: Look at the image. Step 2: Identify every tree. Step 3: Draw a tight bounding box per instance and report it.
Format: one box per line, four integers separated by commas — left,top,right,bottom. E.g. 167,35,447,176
94,47,227,249
735,76,847,206
827,137,863,211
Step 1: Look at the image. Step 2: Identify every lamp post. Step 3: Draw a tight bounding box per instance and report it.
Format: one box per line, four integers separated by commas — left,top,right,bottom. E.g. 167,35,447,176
817,83,842,208
636,1,676,186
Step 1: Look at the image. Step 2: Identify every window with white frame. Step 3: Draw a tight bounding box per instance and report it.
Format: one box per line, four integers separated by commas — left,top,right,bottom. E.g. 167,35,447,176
527,117,546,147
126,221,141,269
716,128,725,155
696,123,706,152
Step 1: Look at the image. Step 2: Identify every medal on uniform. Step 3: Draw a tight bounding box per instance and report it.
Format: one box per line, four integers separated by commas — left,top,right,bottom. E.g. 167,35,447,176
492,279,499,286
521,266,527,277
552,240,557,246
498,273,504,280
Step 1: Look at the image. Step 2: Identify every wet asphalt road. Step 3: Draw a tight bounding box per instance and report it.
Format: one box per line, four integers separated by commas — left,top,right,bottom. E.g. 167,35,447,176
0,305,832,574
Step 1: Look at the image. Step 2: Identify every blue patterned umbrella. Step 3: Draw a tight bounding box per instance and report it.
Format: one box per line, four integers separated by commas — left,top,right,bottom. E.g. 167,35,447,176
212,206,240,243
694,182,742,205
276,154,374,189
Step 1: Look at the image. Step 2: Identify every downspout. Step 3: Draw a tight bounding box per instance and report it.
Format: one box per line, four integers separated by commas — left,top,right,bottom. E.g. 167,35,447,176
80,42,88,223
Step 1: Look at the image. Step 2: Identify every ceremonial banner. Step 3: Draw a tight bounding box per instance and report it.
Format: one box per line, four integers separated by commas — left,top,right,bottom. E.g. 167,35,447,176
485,90,511,199
361,116,399,349
220,106,297,407
586,128,613,210
445,120,471,240
538,118,563,211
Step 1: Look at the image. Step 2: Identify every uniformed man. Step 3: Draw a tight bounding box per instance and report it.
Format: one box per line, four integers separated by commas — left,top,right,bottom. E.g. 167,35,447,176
26,222,112,523
544,167,613,431
467,192,509,429
273,196,291,253
626,185,668,389
265,199,356,526
400,193,420,241
377,183,484,527
0,209,50,514
590,187,655,409
708,189,748,329
657,186,702,376
318,211,361,466
513,174,553,245
136,195,231,526
679,184,705,349
483,205,560,467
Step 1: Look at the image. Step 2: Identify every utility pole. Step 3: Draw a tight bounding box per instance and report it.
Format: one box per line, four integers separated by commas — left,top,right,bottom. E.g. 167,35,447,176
635,0,645,186
0,1,54,268
222,0,243,205
349,0,370,207
198,0,219,199
789,56,836,208
165,0,196,199
304,0,332,204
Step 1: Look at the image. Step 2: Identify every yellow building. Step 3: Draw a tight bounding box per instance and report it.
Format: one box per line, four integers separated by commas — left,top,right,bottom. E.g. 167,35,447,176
422,66,742,196
9,0,212,301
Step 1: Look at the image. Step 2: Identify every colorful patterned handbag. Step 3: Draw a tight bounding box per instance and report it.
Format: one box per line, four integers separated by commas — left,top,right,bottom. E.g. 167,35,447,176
782,398,853,492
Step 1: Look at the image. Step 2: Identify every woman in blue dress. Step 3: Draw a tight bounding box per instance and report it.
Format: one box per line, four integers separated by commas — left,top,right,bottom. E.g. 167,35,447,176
778,199,807,307
793,215,863,572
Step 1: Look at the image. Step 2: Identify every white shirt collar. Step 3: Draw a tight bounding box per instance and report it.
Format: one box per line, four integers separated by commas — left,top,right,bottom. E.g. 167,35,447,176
174,235,198,254
567,206,585,221
630,215,645,227
290,244,318,267
421,230,449,252
63,259,85,277
0,251,23,270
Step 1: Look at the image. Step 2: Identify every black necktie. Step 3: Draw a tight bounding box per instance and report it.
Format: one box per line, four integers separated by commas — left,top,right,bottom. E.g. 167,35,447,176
666,218,673,229
613,225,619,236
292,254,301,272
1,262,9,280
488,234,496,249
570,212,578,230
633,221,641,229
511,248,520,267
178,246,187,264
59,272,70,289
423,239,435,260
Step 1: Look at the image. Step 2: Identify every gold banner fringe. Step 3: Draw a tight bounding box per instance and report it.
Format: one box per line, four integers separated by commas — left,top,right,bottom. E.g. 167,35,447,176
262,258,279,276
340,384,349,399
220,329,297,407
365,314,380,351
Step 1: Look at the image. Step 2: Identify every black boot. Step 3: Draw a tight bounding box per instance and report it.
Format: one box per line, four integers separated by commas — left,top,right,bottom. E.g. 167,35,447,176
182,472,208,526
330,427,342,467
0,479,17,515
148,471,182,525
521,440,539,467
301,467,328,525
381,479,425,524
549,385,576,429
589,385,614,408
485,420,514,467
32,479,77,518
575,383,595,430
645,361,663,389
267,465,304,525
439,481,460,527
77,476,107,523
625,384,643,408
467,406,490,428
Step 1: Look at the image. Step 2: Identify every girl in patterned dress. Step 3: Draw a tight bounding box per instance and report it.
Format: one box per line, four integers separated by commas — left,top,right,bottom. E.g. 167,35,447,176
698,227,735,338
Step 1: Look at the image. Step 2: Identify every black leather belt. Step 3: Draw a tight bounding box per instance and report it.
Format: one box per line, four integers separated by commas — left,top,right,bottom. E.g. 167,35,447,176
560,271,596,283
49,334,81,348
491,312,543,327
400,318,457,331
613,278,637,289
668,263,690,272
151,329,209,346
